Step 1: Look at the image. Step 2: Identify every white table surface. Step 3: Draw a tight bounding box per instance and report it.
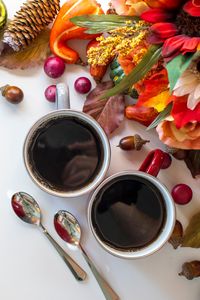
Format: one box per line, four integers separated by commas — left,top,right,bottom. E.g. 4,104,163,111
0,1,200,299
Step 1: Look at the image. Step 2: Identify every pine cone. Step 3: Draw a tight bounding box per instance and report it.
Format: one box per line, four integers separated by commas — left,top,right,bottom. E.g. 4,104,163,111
3,0,60,51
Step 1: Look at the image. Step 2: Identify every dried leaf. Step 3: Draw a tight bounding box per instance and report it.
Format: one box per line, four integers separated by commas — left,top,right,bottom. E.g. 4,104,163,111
83,81,125,135
0,29,51,69
184,150,200,178
182,212,200,248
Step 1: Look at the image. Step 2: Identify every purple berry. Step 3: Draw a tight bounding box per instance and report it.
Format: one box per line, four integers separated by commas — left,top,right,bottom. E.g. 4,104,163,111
45,85,56,102
44,56,65,79
74,77,92,94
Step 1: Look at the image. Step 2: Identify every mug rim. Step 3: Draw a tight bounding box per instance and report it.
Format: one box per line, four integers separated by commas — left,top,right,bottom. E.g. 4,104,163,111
23,109,111,198
88,170,176,259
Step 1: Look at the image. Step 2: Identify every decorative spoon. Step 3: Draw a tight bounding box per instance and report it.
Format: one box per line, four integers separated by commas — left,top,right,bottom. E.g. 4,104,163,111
54,210,120,300
11,192,87,281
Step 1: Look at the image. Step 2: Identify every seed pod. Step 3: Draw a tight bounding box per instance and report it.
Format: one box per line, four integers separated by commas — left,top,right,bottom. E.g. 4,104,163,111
179,261,200,280
1,85,24,104
118,134,150,151
168,220,183,249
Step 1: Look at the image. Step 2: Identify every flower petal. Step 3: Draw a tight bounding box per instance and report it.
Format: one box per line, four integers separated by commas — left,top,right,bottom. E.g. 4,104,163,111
173,82,197,97
111,0,149,16
183,0,200,17
162,35,186,58
141,8,173,23
151,22,178,39
147,33,164,44
187,90,200,110
174,73,196,89
181,37,200,54
171,95,200,128
145,0,183,10
194,83,200,99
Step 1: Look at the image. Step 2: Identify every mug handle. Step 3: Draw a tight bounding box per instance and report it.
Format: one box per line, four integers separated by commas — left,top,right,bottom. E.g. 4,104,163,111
139,149,165,177
56,83,70,110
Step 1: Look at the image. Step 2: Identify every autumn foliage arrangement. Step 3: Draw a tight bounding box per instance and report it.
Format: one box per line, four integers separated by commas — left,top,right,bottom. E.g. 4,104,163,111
70,0,200,152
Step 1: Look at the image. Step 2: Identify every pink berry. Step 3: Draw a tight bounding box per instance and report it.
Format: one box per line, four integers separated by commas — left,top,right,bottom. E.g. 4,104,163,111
45,85,56,102
44,56,65,79
171,184,193,205
161,152,172,169
74,77,92,94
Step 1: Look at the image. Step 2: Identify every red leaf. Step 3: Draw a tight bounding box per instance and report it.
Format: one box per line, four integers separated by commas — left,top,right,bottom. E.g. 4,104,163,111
83,81,125,135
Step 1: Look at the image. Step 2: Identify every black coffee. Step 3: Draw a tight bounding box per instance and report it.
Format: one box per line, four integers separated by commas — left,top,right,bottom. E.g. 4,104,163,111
92,175,166,250
28,117,103,191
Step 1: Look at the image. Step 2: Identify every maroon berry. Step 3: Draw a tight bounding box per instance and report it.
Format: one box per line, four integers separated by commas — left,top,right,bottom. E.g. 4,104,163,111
161,152,172,169
44,56,65,79
74,77,92,94
171,184,193,205
45,85,56,102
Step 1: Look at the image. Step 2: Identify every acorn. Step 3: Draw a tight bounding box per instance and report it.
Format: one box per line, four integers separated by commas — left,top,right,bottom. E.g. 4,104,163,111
179,261,200,280
1,85,24,104
168,220,183,249
118,134,150,151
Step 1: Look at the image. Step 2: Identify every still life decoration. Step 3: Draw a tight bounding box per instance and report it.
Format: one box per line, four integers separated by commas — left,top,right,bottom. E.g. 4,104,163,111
1,0,200,287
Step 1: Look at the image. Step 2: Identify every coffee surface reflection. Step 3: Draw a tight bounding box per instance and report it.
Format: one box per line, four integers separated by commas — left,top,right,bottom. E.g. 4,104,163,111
29,117,102,191
92,175,166,250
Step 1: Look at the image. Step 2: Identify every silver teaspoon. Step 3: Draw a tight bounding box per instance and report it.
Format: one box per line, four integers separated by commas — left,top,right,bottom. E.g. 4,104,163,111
11,192,87,282
54,210,120,300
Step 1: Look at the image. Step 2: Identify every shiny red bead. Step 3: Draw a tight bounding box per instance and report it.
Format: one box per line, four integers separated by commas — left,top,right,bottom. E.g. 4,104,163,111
171,184,193,205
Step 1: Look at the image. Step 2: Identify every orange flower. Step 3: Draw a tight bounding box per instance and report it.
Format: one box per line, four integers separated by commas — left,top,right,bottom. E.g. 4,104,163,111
145,0,183,9
110,0,149,16
156,120,200,149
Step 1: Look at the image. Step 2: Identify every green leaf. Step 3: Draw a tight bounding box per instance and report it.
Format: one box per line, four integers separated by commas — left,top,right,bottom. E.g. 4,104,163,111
166,53,198,91
182,212,200,248
70,14,139,34
101,45,162,99
146,103,172,130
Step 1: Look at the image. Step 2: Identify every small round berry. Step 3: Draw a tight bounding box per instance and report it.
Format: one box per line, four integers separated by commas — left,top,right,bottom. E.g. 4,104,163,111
45,85,56,102
44,56,65,79
74,77,92,94
171,184,193,205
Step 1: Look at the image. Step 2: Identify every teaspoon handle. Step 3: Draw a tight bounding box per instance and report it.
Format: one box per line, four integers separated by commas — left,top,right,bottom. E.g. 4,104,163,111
39,224,87,281
80,245,119,300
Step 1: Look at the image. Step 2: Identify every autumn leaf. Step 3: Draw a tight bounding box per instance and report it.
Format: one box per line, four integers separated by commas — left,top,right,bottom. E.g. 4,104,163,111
182,212,200,248
0,29,51,69
83,81,125,136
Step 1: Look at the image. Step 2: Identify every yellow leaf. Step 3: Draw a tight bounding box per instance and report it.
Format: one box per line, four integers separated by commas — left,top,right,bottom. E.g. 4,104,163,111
182,212,200,248
144,90,170,112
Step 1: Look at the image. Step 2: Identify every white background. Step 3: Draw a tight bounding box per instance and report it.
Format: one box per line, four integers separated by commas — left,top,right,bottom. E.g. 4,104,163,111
0,1,200,299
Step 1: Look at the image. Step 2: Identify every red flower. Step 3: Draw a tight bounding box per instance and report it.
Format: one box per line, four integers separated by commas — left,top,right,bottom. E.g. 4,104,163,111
171,95,200,128
141,0,200,61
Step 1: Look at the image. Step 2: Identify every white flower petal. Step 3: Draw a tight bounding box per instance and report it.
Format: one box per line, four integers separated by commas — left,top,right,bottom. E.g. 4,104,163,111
194,83,200,99
187,91,200,110
174,75,196,89
173,82,197,96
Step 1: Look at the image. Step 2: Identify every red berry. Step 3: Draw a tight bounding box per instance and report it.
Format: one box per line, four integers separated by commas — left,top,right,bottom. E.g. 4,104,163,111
161,152,172,169
44,56,65,79
74,77,91,94
45,85,56,102
171,184,193,205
